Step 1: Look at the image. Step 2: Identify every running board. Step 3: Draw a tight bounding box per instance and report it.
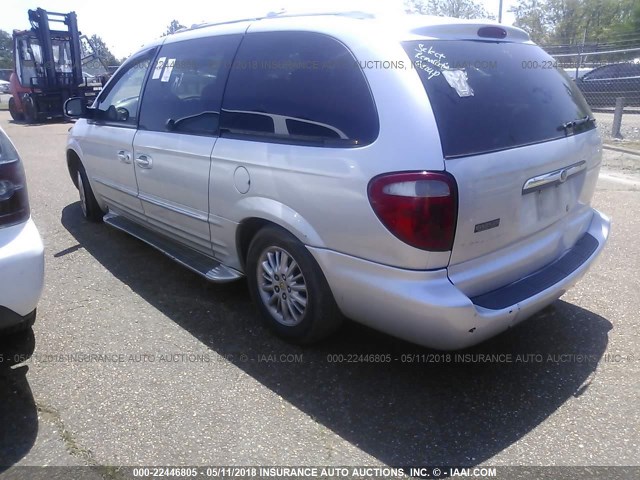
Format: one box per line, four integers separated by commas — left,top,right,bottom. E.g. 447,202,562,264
103,212,243,283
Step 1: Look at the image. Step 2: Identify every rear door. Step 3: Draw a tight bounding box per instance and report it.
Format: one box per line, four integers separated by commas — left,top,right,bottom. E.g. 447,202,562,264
403,40,600,294
133,34,241,255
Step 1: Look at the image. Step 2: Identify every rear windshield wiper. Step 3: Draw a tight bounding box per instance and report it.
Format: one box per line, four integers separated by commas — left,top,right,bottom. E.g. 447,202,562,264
560,115,595,134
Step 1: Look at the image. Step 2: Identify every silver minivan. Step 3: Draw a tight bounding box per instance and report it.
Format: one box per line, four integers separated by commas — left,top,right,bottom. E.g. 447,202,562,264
64,12,609,349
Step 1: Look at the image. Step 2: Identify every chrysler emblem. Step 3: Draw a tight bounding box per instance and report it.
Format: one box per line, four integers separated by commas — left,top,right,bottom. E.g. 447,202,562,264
559,169,568,183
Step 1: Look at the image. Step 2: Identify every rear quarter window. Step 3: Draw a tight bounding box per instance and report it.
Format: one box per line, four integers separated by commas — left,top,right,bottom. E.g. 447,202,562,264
403,41,594,158
220,31,379,147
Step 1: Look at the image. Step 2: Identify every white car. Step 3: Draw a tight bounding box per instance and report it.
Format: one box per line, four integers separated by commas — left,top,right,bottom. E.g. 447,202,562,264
0,126,44,334
64,12,609,349
0,80,10,94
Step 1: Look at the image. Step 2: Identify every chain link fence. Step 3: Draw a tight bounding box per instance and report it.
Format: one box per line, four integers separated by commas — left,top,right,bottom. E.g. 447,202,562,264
545,43,640,149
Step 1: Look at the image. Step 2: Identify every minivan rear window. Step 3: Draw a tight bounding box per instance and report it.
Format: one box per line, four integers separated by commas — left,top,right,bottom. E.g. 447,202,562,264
403,41,594,158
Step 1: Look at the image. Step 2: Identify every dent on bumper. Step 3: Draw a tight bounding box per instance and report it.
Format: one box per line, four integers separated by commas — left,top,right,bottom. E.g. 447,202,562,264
0,218,45,317
310,209,610,350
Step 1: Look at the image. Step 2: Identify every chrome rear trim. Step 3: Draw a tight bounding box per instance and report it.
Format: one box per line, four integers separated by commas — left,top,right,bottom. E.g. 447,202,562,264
522,160,586,194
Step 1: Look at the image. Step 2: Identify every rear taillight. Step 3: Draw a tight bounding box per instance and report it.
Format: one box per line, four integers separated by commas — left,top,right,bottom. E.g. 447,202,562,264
0,132,30,228
368,171,458,251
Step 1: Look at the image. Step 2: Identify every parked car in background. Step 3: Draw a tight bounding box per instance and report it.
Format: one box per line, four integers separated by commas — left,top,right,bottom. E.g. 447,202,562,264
563,67,593,80
575,62,640,107
0,126,44,335
65,12,609,350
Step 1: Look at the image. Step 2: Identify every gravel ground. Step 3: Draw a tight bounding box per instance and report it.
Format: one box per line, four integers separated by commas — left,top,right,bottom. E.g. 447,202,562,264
602,147,640,173
594,110,640,147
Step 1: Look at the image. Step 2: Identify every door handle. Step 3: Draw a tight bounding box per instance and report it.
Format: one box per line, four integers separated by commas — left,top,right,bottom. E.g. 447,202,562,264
135,155,153,169
117,150,132,164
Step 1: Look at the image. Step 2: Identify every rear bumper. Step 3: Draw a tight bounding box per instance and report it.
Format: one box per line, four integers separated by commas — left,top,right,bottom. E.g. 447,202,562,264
310,208,609,350
0,219,45,330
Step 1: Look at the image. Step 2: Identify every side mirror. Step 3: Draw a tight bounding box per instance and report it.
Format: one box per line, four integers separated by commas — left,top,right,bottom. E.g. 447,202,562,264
64,97,92,118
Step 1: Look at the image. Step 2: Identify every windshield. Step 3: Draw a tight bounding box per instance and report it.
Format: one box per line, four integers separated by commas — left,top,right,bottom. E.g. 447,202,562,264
403,40,595,158
51,38,72,73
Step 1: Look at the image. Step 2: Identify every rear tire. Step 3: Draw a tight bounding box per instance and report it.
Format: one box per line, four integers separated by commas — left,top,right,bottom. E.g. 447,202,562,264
8,97,24,122
246,226,342,344
76,164,105,222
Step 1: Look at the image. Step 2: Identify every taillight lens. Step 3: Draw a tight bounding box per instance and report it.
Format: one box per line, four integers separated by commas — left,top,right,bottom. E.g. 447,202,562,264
368,171,458,251
0,131,30,228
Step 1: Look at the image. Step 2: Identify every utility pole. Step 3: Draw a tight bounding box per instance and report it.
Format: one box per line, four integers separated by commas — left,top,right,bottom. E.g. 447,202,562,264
499,0,503,23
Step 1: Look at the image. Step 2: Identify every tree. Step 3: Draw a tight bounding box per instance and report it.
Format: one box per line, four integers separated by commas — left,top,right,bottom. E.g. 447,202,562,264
508,0,551,43
88,34,120,67
610,2,640,37
163,20,186,36
510,0,638,46
404,0,495,20
0,30,12,69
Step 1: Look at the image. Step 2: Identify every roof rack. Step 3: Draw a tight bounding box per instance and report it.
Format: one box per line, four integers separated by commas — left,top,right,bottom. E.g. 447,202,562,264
181,10,376,33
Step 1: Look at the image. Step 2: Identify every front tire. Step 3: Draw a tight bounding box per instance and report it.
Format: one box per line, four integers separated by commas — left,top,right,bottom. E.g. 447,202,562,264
8,97,24,122
76,164,105,222
246,226,342,344
23,95,37,124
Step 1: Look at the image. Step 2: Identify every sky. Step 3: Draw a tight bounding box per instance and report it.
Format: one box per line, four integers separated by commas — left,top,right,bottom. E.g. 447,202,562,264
0,0,517,60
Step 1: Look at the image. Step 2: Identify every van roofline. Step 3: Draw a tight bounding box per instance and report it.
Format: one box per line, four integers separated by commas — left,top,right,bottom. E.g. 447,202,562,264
177,10,376,34
145,11,531,52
